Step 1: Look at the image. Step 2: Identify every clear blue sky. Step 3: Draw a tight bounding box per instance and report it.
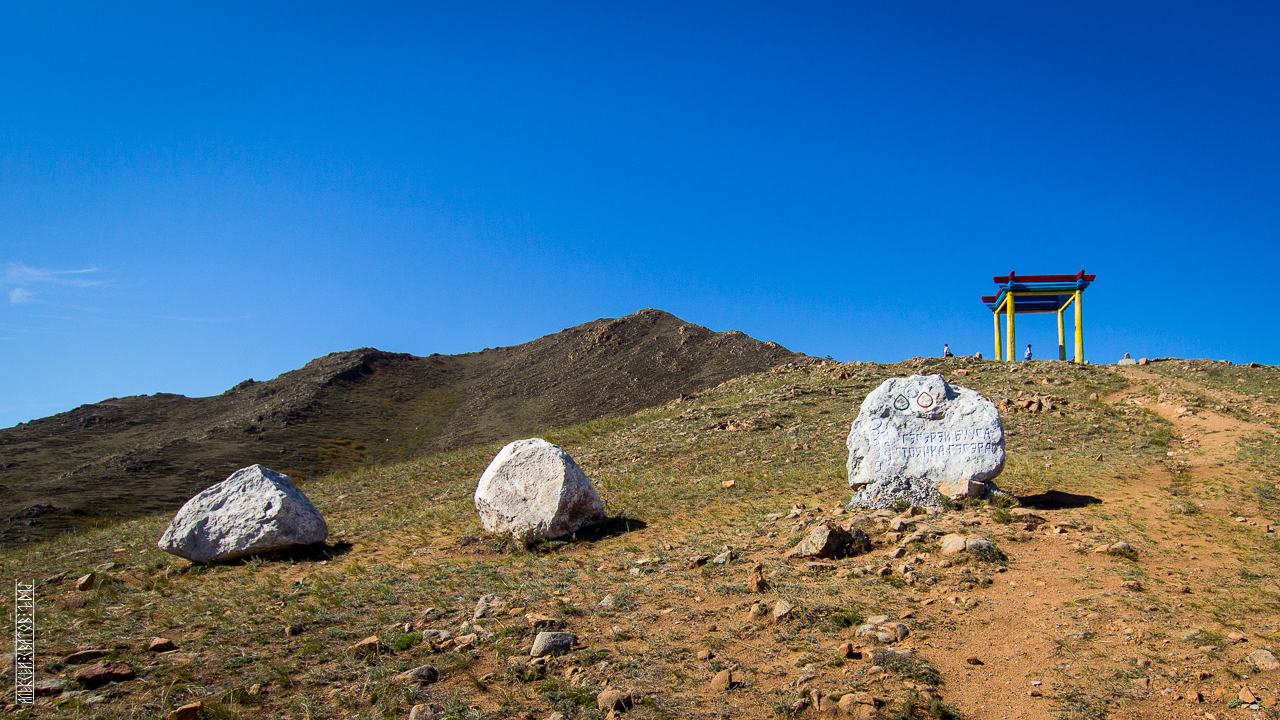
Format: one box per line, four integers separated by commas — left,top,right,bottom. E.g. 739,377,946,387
3,2,1278,428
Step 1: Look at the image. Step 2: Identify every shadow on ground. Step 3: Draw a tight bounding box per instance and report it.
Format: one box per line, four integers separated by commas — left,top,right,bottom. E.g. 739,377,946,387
215,541,355,566
571,515,648,543
1017,490,1102,510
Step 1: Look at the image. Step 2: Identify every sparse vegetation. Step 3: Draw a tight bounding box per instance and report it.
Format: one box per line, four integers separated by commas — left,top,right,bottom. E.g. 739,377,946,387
2,356,1279,718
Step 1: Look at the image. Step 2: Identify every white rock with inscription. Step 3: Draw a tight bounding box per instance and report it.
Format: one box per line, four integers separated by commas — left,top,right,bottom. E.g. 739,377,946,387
158,464,328,563
846,374,1005,508
475,438,606,543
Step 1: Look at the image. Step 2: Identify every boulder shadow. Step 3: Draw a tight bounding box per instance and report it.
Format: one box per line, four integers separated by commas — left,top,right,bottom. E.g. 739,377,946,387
219,540,354,566
1016,490,1102,510
569,516,648,543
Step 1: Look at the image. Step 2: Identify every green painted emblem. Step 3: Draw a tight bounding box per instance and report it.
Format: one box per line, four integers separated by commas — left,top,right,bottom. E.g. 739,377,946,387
893,395,910,411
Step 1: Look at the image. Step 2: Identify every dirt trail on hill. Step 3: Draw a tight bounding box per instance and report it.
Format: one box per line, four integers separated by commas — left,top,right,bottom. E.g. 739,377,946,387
905,366,1277,720
1108,365,1263,522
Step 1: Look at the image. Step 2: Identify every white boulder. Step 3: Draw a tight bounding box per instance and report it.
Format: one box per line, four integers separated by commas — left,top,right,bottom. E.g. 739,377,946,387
847,374,1006,508
474,438,605,542
158,464,328,563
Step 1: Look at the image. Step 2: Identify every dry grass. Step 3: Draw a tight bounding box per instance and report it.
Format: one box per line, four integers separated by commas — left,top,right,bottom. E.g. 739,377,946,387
5,358,1280,719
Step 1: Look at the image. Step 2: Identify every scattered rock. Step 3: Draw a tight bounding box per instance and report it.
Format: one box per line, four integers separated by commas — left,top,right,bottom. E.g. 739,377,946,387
284,625,303,636
473,438,605,542
167,702,202,720
771,599,794,623
148,637,178,652
72,659,135,687
965,656,984,665
74,573,95,591
748,562,768,592
41,571,69,586
710,669,736,692
697,650,714,661
347,636,385,659
597,688,636,711
531,632,577,657
473,594,506,620
526,613,564,630
687,555,710,568
408,704,445,720
803,561,837,572
1248,649,1280,671
940,534,994,556
711,549,734,565
1121,580,1143,591
64,648,110,664
1109,541,1133,555
856,617,909,644
846,374,1006,508
158,464,328,563
394,665,440,685
786,522,871,558
33,679,67,697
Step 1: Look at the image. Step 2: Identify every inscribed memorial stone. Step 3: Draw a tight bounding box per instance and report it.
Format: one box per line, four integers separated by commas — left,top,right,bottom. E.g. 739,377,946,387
846,374,1005,508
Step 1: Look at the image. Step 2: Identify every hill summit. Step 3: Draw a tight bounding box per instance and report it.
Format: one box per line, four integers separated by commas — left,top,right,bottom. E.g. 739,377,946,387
0,309,798,546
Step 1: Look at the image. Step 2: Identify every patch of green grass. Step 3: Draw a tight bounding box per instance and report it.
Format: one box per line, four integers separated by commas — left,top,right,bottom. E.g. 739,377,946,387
871,649,941,686
391,631,422,652
829,609,863,628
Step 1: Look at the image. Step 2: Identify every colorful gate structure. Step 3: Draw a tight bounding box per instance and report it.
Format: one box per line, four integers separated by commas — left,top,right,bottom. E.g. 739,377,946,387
981,271,1096,363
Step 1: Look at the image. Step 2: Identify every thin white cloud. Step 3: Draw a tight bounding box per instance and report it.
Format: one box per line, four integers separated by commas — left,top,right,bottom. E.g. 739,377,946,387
9,288,34,304
3,262,102,287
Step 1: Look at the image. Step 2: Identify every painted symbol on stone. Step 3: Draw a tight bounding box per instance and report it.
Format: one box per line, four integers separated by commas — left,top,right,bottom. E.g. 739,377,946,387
906,388,920,399
870,419,883,430
893,395,910,411
916,391,935,408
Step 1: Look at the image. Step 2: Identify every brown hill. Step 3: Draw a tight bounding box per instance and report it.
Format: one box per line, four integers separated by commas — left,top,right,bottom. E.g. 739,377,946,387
0,308,798,546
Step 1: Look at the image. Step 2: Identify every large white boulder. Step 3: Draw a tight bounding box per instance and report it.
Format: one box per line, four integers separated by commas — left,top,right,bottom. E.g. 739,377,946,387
158,464,328,563
847,374,1005,508
474,438,605,542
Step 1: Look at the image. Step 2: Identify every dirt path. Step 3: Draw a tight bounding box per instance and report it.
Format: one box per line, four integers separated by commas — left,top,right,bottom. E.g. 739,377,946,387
932,367,1278,719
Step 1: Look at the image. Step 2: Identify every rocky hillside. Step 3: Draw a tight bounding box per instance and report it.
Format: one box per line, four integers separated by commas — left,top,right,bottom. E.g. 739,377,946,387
0,309,798,546
2,357,1280,719
5,356,1280,719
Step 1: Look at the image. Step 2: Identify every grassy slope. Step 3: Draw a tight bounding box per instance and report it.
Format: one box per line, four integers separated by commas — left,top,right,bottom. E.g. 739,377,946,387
3,357,1279,720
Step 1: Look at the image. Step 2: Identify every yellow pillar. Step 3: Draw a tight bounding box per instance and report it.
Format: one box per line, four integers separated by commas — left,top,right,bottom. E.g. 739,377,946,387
1057,307,1066,361
1073,290,1084,363
1006,292,1016,362
993,309,1002,361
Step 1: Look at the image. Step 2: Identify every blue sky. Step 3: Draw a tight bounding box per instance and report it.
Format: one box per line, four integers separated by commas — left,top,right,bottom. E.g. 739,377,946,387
3,2,1278,427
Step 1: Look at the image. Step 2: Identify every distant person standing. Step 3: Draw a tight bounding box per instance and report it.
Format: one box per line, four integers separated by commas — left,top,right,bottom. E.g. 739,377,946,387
1024,344,1033,361
943,344,954,358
